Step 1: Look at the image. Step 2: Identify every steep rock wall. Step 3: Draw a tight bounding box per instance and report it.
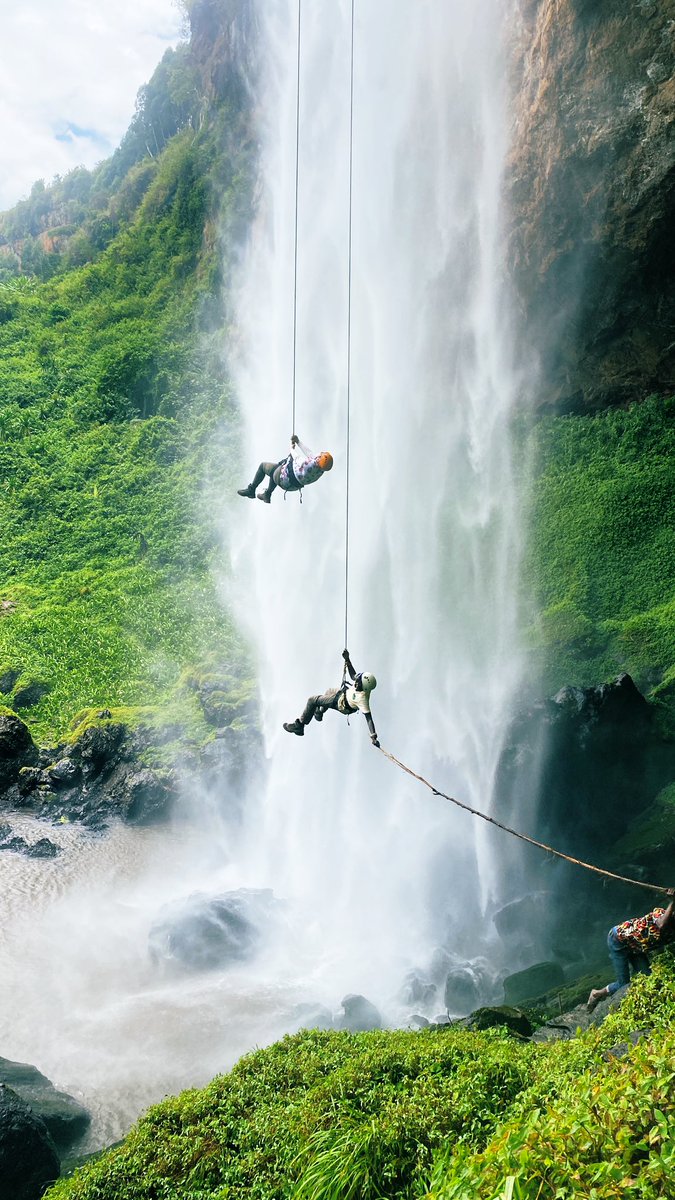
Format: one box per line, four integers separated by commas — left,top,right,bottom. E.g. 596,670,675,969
507,0,675,411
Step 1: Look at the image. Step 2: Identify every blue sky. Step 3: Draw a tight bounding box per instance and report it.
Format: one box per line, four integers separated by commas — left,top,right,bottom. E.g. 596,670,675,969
0,0,184,212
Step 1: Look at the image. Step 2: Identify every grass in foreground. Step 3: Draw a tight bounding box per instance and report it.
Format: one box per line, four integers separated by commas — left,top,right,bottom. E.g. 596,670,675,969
46,957,675,1200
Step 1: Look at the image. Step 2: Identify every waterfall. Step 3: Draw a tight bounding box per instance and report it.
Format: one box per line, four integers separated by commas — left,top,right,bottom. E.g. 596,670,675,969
229,0,524,1015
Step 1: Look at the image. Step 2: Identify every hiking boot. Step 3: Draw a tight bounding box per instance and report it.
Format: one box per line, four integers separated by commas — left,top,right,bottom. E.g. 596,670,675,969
586,988,607,1014
283,720,304,736
314,707,324,722
257,491,272,503
237,485,255,499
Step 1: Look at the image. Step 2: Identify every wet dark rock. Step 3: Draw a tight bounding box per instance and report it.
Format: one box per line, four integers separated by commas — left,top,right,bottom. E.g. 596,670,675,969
336,994,382,1032
25,838,61,859
0,834,61,858
77,723,126,780
47,758,81,787
148,888,278,971
507,0,675,411
495,675,673,859
18,766,47,795
466,1006,533,1038
409,1014,430,1028
111,768,175,824
503,962,565,1005
0,1057,90,1150
0,1083,60,1199
0,713,37,791
444,968,480,1015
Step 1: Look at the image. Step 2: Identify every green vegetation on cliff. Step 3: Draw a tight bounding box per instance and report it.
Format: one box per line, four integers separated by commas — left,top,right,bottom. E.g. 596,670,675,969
46,957,675,1200
525,395,675,717
0,33,253,747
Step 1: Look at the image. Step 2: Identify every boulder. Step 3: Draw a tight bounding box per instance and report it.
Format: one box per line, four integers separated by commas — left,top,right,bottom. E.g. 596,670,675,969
77,723,126,780
47,758,81,788
0,1057,90,1150
503,961,566,1005
0,713,37,790
114,768,175,824
336,994,382,1032
444,968,480,1015
0,1083,60,1200
466,1006,533,1038
148,888,278,971
399,971,437,1008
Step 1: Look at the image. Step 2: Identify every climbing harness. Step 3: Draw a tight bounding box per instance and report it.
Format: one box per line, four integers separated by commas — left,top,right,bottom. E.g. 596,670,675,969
376,744,672,896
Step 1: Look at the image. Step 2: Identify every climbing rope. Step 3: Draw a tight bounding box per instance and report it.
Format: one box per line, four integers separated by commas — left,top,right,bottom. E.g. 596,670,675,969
378,745,672,896
291,0,302,436
343,0,355,651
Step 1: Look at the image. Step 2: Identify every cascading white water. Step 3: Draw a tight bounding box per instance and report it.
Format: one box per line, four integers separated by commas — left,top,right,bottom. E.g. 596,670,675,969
230,0,525,1013
0,0,528,1156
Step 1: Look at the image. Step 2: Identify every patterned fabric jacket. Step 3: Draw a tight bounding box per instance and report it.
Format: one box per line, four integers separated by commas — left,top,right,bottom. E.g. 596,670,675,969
278,439,325,489
614,908,667,953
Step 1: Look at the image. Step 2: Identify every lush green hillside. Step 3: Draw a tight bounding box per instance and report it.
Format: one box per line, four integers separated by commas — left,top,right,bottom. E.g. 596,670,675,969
46,956,675,1199
0,36,253,748
524,395,675,724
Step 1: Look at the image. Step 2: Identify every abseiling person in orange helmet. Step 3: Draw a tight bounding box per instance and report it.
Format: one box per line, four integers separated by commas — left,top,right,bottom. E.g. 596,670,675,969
237,435,333,503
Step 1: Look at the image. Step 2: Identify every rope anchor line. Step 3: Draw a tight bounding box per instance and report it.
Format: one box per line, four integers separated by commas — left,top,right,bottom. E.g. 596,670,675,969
378,745,671,896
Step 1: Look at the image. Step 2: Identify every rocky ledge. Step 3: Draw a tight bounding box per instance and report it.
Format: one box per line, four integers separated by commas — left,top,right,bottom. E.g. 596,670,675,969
0,708,262,831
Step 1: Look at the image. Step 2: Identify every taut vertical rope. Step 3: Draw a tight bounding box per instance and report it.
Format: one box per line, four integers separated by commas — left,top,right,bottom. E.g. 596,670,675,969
344,0,355,650
291,0,302,436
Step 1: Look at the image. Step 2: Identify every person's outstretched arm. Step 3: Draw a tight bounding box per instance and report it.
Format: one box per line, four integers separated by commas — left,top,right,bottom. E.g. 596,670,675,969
364,711,379,748
342,648,356,681
655,890,675,932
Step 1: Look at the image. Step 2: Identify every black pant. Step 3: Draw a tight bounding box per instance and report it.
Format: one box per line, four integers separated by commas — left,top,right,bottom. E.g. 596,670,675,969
251,456,300,498
300,687,343,725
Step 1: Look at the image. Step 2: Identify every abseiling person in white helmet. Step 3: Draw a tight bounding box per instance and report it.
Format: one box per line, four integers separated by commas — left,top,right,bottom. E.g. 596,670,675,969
283,649,380,747
237,434,333,503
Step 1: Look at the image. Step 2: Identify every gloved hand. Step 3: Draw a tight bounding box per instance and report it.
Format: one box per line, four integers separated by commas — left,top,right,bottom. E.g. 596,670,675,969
342,648,350,661
291,434,299,446
371,735,380,748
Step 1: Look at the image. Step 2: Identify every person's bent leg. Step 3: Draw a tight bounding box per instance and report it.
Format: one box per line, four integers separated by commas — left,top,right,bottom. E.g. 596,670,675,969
239,461,273,499
588,928,630,1012
607,928,632,989
258,462,280,503
628,951,651,980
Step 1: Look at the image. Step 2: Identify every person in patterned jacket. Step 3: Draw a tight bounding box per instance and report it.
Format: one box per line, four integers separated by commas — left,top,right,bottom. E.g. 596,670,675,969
587,890,675,1012
283,649,380,747
237,435,333,503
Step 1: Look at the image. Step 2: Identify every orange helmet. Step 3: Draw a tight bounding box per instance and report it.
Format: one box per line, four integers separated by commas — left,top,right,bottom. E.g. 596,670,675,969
317,451,333,471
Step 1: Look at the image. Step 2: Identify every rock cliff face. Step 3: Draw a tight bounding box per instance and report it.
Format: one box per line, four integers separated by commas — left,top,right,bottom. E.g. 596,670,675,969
507,0,675,411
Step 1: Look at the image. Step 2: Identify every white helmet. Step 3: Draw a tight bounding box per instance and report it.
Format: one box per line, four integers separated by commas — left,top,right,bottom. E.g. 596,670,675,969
359,672,377,693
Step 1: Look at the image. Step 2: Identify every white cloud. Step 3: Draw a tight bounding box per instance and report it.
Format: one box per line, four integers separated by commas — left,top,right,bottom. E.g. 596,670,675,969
0,0,185,212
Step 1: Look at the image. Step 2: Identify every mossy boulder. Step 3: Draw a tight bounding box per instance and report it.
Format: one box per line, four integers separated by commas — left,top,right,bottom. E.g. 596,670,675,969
466,1006,533,1038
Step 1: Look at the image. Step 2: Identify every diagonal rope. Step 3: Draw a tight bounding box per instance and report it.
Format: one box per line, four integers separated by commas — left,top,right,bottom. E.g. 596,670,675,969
291,0,302,435
378,745,672,896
